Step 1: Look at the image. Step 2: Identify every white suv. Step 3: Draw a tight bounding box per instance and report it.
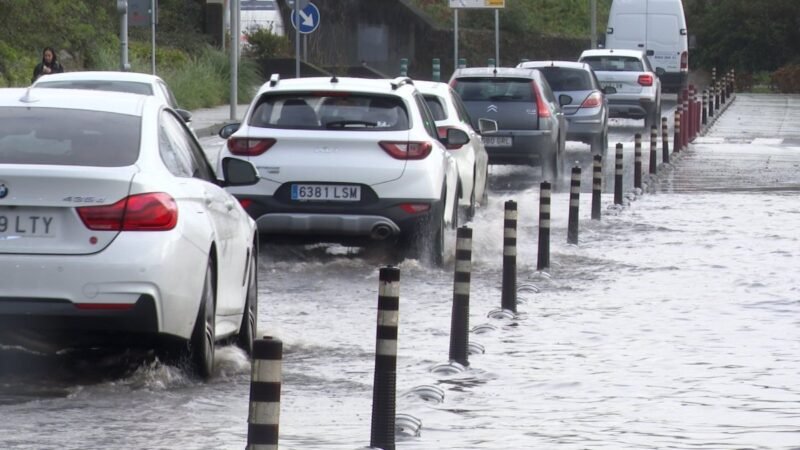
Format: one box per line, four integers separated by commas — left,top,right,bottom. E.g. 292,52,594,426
217,75,461,265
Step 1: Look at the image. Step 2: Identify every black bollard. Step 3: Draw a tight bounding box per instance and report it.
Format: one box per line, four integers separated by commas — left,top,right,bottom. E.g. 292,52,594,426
591,154,602,220
614,143,623,205
449,227,472,367
708,86,715,118
501,201,517,313
715,80,721,110
702,89,708,125
634,133,642,189
536,182,551,271
673,107,682,153
649,126,658,175
247,337,283,450
567,165,581,245
370,266,400,450
661,117,670,164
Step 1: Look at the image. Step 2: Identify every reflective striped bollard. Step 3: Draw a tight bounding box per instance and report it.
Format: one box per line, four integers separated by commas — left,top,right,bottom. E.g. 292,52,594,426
536,182,551,271
370,266,400,450
247,337,282,450
449,227,472,367
567,165,581,245
591,154,602,220
674,106,682,153
702,90,708,125
634,133,642,189
501,202,517,313
661,117,670,164
614,143,623,205
649,126,658,175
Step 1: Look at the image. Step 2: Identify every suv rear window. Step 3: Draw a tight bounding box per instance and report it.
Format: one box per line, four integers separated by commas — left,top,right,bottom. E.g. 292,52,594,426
453,78,534,102
0,107,141,167
538,67,594,91
581,56,644,72
249,93,410,131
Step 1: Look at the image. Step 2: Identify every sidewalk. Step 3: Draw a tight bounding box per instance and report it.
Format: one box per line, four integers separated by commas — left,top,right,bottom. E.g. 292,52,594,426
190,103,250,138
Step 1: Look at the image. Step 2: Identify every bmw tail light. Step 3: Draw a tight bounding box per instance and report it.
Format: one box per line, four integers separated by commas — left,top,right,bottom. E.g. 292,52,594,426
77,193,178,231
638,74,654,86
228,138,276,156
531,81,551,118
580,92,603,108
680,51,688,71
379,141,433,160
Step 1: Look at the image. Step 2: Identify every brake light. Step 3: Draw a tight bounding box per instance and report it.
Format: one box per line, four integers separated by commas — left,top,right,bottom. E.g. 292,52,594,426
77,193,178,231
436,126,465,150
680,51,688,71
228,138,276,156
379,141,433,160
638,74,654,86
238,198,253,209
580,92,603,108
531,81,550,118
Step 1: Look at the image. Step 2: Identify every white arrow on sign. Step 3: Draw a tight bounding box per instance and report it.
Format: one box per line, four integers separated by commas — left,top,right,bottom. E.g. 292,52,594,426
298,9,314,27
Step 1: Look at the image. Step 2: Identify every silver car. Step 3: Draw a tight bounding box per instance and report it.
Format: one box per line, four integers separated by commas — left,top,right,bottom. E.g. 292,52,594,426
518,60,612,154
578,49,663,130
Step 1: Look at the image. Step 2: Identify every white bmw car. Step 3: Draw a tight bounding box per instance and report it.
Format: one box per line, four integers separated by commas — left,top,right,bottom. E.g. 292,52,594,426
0,88,261,379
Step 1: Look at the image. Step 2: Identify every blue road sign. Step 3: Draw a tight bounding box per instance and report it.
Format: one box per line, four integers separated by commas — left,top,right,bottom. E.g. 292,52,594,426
290,2,320,34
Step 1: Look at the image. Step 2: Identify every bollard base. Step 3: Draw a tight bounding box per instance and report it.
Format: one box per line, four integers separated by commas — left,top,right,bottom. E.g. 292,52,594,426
487,308,516,320
430,360,467,375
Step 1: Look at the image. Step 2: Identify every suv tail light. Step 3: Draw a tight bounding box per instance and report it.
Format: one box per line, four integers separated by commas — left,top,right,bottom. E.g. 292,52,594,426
638,74,654,86
379,141,433,160
680,51,688,71
228,138,276,156
531,81,551,118
436,126,465,150
580,92,603,108
77,193,178,231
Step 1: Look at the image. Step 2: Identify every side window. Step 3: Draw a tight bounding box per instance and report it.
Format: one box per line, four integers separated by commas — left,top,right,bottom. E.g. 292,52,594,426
451,91,474,128
414,94,439,140
538,77,557,106
159,110,214,181
157,81,179,109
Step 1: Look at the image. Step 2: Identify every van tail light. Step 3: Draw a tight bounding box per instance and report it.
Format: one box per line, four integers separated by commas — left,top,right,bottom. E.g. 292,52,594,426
77,193,178,231
531,81,551,118
638,74,654,86
228,138,276,156
580,92,603,108
680,51,688,71
379,141,433,160
437,126,465,150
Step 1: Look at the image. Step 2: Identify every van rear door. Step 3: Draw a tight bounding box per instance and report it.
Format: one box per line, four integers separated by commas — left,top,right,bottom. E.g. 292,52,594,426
646,14,681,73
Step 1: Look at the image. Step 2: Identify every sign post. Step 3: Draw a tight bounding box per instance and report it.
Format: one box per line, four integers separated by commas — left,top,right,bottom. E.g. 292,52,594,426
449,0,505,71
289,0,320,78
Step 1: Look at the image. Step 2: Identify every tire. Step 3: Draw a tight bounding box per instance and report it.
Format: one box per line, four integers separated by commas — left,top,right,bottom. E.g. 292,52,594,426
235,249,258,356
189,260,216,380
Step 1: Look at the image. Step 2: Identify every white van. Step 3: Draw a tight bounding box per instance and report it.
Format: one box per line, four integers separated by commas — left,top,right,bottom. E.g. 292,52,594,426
604,0,688,93
240,0,284,37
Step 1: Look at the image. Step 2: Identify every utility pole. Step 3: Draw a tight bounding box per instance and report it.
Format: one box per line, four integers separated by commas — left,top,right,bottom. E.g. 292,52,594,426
591,0,597,49
230,0,239,120
117,0,130,71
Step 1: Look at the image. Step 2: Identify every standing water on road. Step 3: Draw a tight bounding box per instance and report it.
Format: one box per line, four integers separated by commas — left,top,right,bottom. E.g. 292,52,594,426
1,94,799,449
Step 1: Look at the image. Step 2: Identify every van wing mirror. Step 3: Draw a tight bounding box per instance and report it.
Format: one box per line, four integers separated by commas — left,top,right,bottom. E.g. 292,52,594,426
655,67,666,77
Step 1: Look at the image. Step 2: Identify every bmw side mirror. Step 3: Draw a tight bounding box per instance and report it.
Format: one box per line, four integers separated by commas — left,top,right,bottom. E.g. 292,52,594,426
219,122,241,139
602,86,617,95
478,117,498,135
558,94,573,107
656,67,666,77
222,157,260,187
442,128,470,149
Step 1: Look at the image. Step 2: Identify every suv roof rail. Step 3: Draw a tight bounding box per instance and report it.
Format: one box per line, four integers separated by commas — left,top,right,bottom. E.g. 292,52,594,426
269,73,280,87
390,77,414,90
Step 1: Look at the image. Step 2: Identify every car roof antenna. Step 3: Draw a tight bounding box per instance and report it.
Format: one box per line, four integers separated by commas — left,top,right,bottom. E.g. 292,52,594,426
331,74,339,83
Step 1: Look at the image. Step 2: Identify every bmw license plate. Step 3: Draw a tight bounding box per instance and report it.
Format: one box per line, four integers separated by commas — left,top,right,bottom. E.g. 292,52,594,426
483,136,512,147
0,212,56,237
291,184,361,202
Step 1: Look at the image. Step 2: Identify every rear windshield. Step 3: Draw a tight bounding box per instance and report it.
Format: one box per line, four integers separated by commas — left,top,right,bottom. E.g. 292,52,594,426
581,56,644,72
34,80,154,96
423,95,448,121
248,93,410,131
0,107,141,167
538,67,594,91
453,78,534,102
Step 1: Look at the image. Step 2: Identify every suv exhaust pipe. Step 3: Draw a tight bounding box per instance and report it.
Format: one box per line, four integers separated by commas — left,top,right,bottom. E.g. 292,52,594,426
370,224,394,240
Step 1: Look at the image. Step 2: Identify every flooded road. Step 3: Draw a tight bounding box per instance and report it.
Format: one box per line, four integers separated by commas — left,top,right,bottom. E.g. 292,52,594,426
1,94,799,449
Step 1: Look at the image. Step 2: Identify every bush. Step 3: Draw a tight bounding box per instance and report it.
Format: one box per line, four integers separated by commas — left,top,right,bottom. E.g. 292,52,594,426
243,28,292,64
771,64,800,93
